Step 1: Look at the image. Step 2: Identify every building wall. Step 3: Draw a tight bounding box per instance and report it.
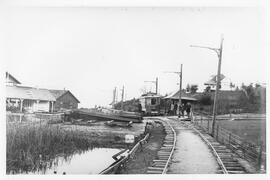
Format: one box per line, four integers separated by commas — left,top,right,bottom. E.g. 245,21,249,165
35,101,50,112
54,92,78,111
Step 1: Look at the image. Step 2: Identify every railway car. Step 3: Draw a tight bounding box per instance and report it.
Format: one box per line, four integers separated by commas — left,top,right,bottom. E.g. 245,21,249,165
139,93,165,116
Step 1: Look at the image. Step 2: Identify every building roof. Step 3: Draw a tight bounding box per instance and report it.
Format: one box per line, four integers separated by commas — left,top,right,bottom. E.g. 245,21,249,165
6,85,56,101
49,90,67,99
6,72,21,84
164,90,198,101
49,89,80,103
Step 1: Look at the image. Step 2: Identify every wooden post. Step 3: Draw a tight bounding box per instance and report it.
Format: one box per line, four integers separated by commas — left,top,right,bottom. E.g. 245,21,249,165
121,86,124,111
211,36,224,137
207,118,210,133
20,99,24,112
156,77,158,95
229,133,231,148
51,101,54,113
257,143,263,169
178,64,183,117
36,100,40,112
216,125,219,140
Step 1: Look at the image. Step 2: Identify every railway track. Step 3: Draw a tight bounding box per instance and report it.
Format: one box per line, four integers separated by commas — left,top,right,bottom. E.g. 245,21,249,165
180,121,246,174
146,118,176,174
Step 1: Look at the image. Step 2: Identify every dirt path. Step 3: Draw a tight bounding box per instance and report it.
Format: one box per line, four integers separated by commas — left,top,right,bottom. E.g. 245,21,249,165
166,117,219,174
119,121,166,174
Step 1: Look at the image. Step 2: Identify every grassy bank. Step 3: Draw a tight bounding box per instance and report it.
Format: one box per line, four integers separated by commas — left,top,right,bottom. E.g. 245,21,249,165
6,121,101,174
217,119,266,149
197,117,266,150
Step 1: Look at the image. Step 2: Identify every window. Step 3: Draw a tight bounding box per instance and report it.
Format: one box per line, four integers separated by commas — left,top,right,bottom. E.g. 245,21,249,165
151,98,156,105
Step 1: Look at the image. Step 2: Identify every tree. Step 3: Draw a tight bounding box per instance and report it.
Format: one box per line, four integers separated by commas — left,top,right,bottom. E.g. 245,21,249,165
186,84,191,92
190,84,198,94
204,86,211,92
199,94,212,105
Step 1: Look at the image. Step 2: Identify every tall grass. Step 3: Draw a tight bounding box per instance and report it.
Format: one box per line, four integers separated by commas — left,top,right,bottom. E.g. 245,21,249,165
6,121,101,174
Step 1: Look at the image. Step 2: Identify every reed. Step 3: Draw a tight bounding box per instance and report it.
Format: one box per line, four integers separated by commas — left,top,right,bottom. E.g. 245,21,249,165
6,121,99,174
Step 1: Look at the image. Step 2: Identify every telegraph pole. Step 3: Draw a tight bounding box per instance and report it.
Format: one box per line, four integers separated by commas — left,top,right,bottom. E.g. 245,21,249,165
179,64,183,113
190,35,224,136
112,87,117,108
164,64,183,118
144,77,159,94
212,37,224,136
121,86,124,110
156,77,158,94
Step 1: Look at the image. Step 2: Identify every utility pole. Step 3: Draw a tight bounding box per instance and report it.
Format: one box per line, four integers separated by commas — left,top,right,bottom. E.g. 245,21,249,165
144,77,159,94
112,87,117,108
164,64,183,118
190,35,224,136
179,64,183,112
156,77,158,95
121,86,124,110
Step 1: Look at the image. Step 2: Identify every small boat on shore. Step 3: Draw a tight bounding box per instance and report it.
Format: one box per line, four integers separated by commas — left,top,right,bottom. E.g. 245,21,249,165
105,120,133,128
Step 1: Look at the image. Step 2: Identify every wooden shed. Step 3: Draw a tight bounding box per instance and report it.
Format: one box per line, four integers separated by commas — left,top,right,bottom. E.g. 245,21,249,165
49,90,80,112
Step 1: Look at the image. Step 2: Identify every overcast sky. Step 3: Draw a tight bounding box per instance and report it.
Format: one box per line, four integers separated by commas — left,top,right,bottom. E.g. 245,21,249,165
3,5,268,108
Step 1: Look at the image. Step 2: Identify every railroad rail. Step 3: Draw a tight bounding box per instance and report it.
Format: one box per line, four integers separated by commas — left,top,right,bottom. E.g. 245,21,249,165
192,111,266,171
180,121,246,174
146,118,177,174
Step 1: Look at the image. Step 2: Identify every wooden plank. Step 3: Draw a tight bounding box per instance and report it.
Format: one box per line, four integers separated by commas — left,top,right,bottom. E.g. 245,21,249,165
153,160,167,162
148,167,164,170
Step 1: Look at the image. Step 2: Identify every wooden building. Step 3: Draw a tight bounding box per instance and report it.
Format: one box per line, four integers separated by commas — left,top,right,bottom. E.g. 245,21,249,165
49,90,80,112
6,85,56,113
6,72,21,86
163,90,198,104
5,72,80,113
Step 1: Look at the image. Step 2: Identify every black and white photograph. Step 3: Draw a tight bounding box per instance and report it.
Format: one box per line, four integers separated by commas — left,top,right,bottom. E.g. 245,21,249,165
1,0,269,178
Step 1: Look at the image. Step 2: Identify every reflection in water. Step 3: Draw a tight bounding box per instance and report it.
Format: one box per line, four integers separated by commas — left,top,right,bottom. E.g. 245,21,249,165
30,148,123,174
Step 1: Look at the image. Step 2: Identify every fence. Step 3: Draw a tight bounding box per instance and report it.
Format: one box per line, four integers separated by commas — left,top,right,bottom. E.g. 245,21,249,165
192,112,266,171
6,112,64,124
99,133,150,174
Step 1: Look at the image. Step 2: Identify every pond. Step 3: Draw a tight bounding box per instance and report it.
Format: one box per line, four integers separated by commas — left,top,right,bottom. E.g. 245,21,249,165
29,148,123,174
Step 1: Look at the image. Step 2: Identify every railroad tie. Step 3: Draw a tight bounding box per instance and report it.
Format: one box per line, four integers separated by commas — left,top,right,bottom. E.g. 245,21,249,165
226,166,245,171
160,148,172,151
153,159,167,162
160,147,172,151
158,153,171,156
163,144,173,147
146,171,162,174
148,167,164,171
153,164,166,168
227,171,246,174
153,162,167,166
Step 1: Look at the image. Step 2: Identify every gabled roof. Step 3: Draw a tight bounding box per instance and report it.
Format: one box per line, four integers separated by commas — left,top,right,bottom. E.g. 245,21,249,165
164,90,198,101
6,85,56,101
49,90,67,99
49,89,80,103
6,72,21,84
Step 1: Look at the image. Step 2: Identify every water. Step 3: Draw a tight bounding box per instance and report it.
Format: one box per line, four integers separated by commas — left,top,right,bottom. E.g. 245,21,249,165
31,148,123,174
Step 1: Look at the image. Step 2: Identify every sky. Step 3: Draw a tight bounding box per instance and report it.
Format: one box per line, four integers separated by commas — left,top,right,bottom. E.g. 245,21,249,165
2,4,268,108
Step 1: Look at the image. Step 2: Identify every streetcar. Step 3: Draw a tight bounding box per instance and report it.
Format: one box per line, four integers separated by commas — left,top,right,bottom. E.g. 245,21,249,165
139,92,165,116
